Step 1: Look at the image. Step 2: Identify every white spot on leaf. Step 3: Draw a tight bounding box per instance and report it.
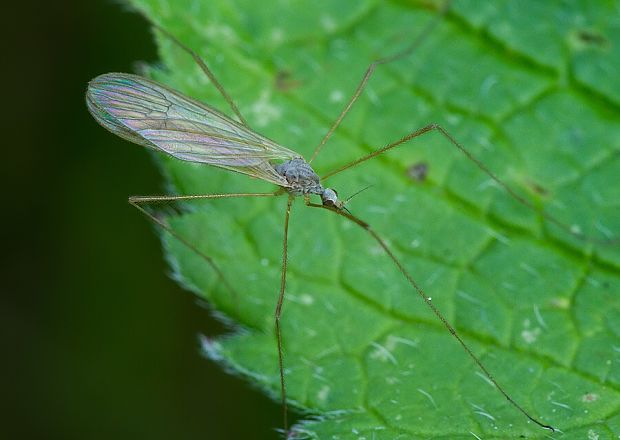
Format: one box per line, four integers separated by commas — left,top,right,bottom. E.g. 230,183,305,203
321,15,337,32
250,90,282,127
521,318,542,344
317,385,330,402
370,342,398,365
270,28,284,43
329,89,344,103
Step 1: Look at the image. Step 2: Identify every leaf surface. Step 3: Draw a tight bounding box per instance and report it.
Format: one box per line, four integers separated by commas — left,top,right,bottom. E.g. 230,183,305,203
128,0,620,438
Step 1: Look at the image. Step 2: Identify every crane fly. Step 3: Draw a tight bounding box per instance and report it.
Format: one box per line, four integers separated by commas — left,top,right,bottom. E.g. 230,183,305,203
82,2,620,436
86,73,342,207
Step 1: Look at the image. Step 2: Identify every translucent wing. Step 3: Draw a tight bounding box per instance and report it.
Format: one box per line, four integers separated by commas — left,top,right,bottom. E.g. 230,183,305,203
86,73,301,187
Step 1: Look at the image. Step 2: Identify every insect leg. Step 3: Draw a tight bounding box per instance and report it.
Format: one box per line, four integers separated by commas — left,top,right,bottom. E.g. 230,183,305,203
150,23,249,127
303,200,556,432
275,195,294,434
321,124,617,245
129,192,279,305
308,1,452,163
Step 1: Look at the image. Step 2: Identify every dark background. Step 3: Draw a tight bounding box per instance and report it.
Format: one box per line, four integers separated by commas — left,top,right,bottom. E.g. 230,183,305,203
4,1,281,439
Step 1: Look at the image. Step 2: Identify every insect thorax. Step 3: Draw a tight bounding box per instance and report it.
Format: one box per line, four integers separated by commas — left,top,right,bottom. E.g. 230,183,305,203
275,158,324,196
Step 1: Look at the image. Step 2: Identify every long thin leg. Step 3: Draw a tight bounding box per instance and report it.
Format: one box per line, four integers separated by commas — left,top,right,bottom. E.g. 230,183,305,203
305,200,556,433
129,192,278,304
309,1,452,163
275,195,294,434
322,123,618,245
150,23,249,127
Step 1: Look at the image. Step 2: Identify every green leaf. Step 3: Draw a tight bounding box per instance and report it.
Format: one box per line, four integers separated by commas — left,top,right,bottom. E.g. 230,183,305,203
128,0,620,438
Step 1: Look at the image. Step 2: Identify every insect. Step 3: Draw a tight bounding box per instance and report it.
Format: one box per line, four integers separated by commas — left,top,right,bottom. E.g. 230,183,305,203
87,2,617,437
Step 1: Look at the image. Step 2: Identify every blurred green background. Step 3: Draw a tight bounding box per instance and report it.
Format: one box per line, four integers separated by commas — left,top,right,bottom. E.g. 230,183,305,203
4,1,281,439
